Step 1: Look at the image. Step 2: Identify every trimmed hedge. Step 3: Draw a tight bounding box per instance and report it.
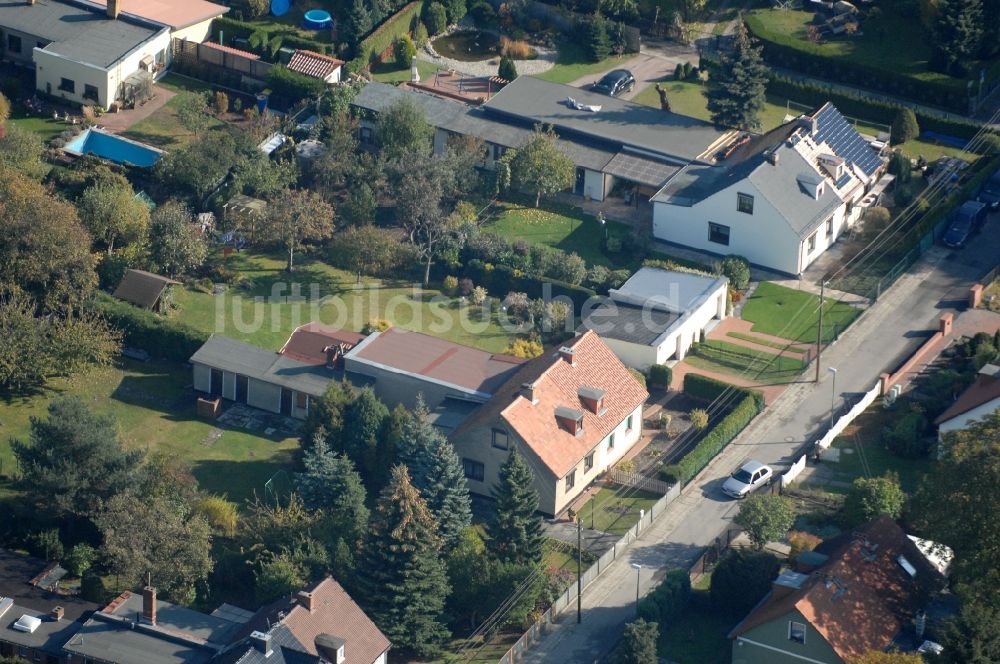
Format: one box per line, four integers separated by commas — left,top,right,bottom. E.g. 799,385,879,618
89,291,207,362
361,1,422,62
637,569,690,625
682,373,765,412
648,364,672,389
660,393,761,485
767,76,995,145
463,259,597,312
267,65,327,109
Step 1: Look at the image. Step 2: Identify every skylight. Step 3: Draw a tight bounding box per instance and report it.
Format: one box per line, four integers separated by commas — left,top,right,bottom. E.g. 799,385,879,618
897,554,917,578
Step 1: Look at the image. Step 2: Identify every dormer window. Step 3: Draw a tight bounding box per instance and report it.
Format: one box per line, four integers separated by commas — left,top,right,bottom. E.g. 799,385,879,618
555,406,585,435
578,385,606,415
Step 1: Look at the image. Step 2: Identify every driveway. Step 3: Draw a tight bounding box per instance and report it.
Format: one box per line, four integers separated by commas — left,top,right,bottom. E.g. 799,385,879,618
568,51,691,101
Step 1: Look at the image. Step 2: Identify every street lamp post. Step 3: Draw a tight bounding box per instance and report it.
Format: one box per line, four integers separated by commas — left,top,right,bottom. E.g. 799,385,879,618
827,367,838,431
630,563,642,614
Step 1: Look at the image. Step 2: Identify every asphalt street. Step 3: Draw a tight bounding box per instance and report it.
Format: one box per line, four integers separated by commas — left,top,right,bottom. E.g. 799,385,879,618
517,209,1000,664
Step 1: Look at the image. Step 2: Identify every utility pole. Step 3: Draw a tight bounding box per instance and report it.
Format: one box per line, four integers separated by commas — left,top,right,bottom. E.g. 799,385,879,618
577,518,582,624
591,495,596,530
815,280,826,382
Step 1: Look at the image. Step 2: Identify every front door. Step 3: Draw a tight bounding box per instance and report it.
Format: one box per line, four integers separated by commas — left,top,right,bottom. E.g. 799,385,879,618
575,167,586,195
210,369,223,396
236,375,249,404
279,388,293,416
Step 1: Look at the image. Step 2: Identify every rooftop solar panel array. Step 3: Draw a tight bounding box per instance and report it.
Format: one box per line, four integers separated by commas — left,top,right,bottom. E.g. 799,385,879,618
835,172,853,189
812,104,883,177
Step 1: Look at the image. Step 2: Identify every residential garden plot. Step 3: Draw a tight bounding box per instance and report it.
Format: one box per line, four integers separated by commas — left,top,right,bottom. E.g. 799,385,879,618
741,282,857,344
173,251,518,353
0,359,298,502
532,41,629,85
687,339,807,384
371,59,441,84
657,599,732,664
120,74,226,148
574,487,663,536
726,331,808,354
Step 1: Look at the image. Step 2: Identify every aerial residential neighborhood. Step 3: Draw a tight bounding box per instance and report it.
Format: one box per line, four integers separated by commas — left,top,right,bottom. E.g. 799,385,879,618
0,0,998,662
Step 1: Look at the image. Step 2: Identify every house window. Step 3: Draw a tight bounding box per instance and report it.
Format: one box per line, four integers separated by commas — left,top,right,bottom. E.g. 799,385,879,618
58,78,75,94
83,84,99,102
491,428,509,450
607,433,615,450
493,144,506,161
584,453,594,472
359,126,374,144
626,414,634,431
565,469,576,491
295,391,307,409
788,621,806,644
825,218,833,238
807,232,817,253
737,192,754,214
8,34,22,54
708,222,730,246
462,458,485,482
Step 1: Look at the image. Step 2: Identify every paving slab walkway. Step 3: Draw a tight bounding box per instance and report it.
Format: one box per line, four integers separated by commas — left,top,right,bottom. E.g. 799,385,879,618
99,85,176,133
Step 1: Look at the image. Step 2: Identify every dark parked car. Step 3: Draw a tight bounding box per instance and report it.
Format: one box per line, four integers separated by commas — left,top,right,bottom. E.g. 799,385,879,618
591,69,635,97
943,200,988,248
978,168,1000,211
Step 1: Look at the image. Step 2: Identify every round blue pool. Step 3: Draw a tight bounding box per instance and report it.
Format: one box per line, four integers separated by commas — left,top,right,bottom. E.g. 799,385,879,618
302,9,332,29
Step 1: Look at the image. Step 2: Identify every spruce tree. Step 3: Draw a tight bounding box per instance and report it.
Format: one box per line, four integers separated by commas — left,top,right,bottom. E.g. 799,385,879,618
295,434,370,545
498,55,519,82
355,465,451,657
705,19,769,130
486,450,544,566
344,0,373,51
397,396,472,551
932,0,983,76
890,108,920,145
341,387,389,484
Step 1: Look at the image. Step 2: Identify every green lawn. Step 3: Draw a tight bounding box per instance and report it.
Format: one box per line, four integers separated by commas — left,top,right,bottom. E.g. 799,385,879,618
532,41,630,85
657,602,733,664
174,250,518,353
121,74,225,149
575,487,663,535
726,331,808,354
741,282,858,344
370,59,441,84
824,411,931,495
688,339,807,383
7,114,68,143
0,359,298,502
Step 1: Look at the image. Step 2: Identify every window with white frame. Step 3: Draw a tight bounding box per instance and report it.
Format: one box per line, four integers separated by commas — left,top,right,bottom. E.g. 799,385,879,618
807,232,817,253
584,453,594,472
565,469,576,491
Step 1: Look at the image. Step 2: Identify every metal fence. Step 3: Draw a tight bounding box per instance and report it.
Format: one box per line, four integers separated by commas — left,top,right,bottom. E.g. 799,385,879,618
497,481,681,664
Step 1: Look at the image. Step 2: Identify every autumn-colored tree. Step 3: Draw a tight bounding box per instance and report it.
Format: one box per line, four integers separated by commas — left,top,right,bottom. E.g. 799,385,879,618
851,651,924,664
262,188,335,271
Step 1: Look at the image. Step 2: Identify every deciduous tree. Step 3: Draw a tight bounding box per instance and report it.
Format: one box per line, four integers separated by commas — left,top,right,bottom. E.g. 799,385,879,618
0,123,47,179
376,97,433,160
77,179,151,255
852,651,924,664
705,20,769,130
329,226,411,276
710,549,780,616
510,125,575,208
262,188,335,271
149,200,208,277
486,450,545,566
733,494,795,550
931,0,983,75
935,594,1000,663
841,473,905,527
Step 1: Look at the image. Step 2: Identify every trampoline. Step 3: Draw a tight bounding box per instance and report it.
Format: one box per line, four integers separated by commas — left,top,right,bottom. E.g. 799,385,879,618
302,9,332,29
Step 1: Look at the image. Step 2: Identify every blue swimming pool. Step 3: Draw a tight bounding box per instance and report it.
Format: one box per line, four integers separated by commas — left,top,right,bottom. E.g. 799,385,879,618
64,129,163,167
303,9,332,29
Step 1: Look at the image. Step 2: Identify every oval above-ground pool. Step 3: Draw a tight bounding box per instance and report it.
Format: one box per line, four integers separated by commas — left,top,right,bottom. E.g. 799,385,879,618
302,9,332,29
270,0,290,16
63,129,163,167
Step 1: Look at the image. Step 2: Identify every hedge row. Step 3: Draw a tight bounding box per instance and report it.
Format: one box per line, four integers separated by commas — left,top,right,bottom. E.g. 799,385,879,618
360,1,422,62
660,393,761,485
767,76,995,145
89,292,207,362
682,373,765,412
744,15,968,112
463,259,598,312
211,17,332,56
913,153,1000,239
637,569,690,626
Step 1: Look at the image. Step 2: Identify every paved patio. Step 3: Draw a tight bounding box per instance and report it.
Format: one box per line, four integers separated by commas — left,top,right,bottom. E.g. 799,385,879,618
98,84,176,133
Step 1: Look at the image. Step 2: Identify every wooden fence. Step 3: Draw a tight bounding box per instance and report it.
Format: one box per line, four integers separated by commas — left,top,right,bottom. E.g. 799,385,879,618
607,468,672,495
172,39,273,81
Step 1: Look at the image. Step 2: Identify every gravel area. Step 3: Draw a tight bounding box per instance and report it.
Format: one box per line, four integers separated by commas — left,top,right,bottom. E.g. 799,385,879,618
416,29,557,77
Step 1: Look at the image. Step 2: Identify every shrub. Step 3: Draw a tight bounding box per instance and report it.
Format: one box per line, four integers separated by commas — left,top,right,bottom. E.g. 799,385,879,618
471,285,488,305
882,410,928,458
65,543,96,577
196,496,239,537
246,0,270,18
469,0,496,26
683,373,765,412
394,35,417,68
266,66,326,110
363,318,392,333
213,90,229,115
710,550,781,616
359,2,422,64
445,0,467,24
88,291,206,362
891,107,920,145
661,393,761,485
443,275,459,295
629,367,647,389
585,265,611,290
648,364,672,389
424,2,448,35
863,206,892,238
498,55,519,81
674,63,684,80
500,37,535,59
689,408,709,430
503,338,544,358
637,569,690,625
788,530,822,559
841,473,905,527
413,20,429,46
719,255,751,290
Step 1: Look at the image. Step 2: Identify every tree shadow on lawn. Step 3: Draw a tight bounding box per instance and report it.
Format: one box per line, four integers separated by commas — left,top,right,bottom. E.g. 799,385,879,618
191,456,298,503
119,129,180,149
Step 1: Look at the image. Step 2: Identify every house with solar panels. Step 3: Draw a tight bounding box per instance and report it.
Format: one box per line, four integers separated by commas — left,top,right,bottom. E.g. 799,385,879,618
651,103,887,276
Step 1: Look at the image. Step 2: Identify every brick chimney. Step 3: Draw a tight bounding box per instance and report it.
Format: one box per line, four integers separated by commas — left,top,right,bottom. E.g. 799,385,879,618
107,0,121,19
297,590,315,612
142,586,157,625
558,346,576,366
51,606,64,621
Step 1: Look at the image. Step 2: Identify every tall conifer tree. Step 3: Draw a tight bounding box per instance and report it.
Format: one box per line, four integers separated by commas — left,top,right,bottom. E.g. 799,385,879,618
705,20,769,130
486,450,544,566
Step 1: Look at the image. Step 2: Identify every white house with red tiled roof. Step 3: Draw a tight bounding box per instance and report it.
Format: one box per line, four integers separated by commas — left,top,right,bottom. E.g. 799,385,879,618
287,49,344,84
934,363,1000,443
450,330,649,516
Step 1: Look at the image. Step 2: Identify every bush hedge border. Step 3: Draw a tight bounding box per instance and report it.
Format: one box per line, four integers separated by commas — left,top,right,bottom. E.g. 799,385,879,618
361,2,423,63
89,291,207,362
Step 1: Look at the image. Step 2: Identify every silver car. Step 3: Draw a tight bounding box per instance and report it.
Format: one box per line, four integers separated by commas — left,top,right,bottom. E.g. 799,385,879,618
722,460,773,499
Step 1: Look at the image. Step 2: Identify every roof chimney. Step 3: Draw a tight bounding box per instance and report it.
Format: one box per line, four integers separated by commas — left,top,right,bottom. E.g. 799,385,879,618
107,0,121,19
51,606,64,622
315,633,347,664
558,346,576,366
250,631,273,656
142,586,156,625
522,382,538,405
297,590,315,612
766,151,779,165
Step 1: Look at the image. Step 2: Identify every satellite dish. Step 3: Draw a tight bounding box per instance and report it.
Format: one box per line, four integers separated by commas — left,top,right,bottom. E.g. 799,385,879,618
271,0,290,17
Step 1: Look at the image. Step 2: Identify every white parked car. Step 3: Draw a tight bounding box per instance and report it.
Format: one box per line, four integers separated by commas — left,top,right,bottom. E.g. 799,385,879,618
722,460,773,499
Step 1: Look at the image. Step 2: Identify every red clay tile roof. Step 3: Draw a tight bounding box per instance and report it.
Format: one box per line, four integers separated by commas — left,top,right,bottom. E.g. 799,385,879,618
730,516,944,662
453,330,648,477
287,49,344,80
348,327,526,396
279,322,368,365
112,269,179,309
90,0,228,29
201,41,259,60
934,364,1000,425
242,577,389,664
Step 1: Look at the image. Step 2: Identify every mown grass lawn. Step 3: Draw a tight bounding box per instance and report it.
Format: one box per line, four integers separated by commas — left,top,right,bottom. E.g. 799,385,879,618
825,409,931,495
173,250,518,353
687,339,807,384
0,359,298,502
532,41,630,85
657,603,733,664
7,114,68,143
575,487,663,535
371,59,442,84
121,74,225,149
741,282,858,344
